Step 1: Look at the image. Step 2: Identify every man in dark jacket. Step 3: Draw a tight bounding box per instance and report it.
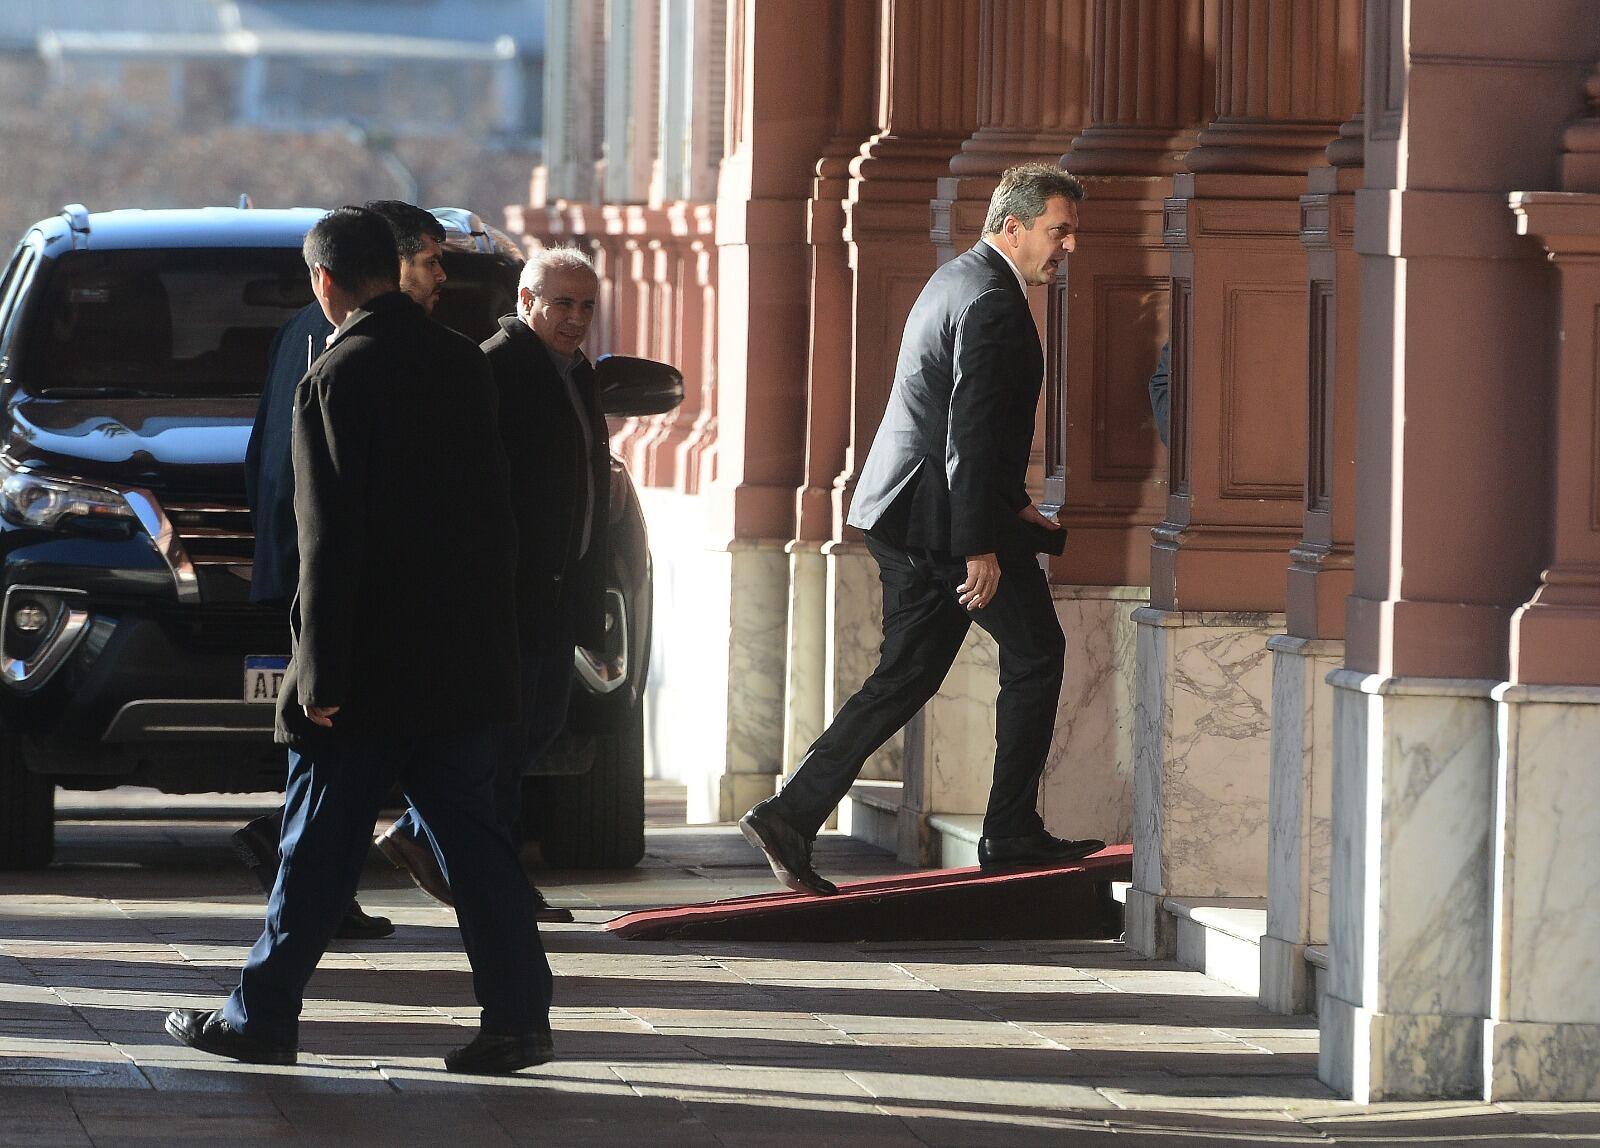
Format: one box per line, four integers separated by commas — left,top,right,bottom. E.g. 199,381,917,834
740,163,1104,896
376,247,611,910
233,201,451,938
166,207,553,1075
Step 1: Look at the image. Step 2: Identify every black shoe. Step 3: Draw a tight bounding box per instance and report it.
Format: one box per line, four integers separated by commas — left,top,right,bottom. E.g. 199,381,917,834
444,1028,555,1074
333,899,394,940
530,886,574,924
231,815,281,895
164,1008,295,1066
977,831,1106,871
375,827,454,906
738,799,838,896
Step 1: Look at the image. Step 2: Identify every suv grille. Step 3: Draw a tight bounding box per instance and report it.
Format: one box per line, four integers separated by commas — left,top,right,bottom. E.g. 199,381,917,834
153,604,290,655
163,500,254,568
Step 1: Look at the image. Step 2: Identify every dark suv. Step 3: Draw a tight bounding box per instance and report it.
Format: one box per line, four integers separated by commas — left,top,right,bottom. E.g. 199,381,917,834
0,204,676,870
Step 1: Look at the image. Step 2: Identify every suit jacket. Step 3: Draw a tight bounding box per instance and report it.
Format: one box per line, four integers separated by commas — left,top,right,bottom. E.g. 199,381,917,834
481,315,611,653
847,241,1061,559
275,292,520,745
244,301,333,606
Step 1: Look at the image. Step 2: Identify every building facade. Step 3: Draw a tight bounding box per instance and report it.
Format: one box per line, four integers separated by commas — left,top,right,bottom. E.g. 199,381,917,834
512,0,1600,1103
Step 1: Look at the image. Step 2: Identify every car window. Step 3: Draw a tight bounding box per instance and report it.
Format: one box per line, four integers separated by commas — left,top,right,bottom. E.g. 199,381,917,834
21,249,313,398
0,245,39,363
19,247,523,399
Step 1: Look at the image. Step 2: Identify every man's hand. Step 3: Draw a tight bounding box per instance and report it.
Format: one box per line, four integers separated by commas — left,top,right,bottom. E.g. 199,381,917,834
304,704,340,728
1020,503,1063,532
958,553,1000,611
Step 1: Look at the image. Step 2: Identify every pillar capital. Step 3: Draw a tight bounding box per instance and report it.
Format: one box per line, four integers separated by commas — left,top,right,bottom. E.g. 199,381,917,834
1560,62,1600,193
1184,0,1362,176
1062,0,1217,176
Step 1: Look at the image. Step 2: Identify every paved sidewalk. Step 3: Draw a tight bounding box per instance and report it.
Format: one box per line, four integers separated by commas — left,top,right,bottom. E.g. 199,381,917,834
0,794,1596,1146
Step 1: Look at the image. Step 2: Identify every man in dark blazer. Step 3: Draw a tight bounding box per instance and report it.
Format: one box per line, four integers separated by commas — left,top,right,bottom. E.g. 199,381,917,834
376,247,611,919
740,163,1104,896
166,207,554,1075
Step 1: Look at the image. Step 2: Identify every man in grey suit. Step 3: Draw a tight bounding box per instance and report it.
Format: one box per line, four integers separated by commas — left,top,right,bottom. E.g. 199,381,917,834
740,163,1103,895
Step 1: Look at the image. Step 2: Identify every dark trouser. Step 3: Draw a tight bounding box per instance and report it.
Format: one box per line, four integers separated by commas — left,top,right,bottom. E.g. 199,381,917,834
770,534,1065,842
390,643,574,846
221,725,551,1049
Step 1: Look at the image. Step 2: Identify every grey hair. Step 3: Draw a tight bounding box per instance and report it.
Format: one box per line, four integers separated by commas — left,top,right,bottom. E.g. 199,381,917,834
982,162,1085,235
519,245,599,296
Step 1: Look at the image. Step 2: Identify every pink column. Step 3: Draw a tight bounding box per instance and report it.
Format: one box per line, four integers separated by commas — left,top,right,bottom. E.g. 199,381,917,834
1054,0,1217,585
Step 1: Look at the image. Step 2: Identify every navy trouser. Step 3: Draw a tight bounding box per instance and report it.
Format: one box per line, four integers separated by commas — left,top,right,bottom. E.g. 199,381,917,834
222,724,551,1049
771,534,1065,841
390,645,574,847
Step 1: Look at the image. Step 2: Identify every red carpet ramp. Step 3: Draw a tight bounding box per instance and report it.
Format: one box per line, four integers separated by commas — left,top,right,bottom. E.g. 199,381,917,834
606,845,1131,942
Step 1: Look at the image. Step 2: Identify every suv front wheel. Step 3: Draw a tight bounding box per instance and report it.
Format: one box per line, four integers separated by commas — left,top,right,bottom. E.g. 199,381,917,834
529,708,645,869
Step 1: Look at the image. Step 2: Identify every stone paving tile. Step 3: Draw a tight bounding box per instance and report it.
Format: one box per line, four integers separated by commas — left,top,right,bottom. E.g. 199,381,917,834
7,807,1600,1145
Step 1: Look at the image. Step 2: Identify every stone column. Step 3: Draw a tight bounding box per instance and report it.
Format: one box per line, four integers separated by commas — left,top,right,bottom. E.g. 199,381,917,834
782,0,878,800
599,0,660,203
532,0,605,205
1487,68,1600,1102
1127,0,1360,960
646,0,838,822
1320,0,1600,1104
820,0,982,861
1260,89,1365,1013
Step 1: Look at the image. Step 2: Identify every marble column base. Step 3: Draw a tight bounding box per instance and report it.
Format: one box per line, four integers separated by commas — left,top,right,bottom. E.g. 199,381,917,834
825,542,901,782
1259,934,1313,1015
1261,636,1342,1014
1124,886,1174,959
1486,1019,1600,1100
1320,672,1498,1101
1129,608,1281,959
637,490,790,824
1485,683,1600,1100
1320,995,1483,1102
1040,585,1146,845
781,543,828,778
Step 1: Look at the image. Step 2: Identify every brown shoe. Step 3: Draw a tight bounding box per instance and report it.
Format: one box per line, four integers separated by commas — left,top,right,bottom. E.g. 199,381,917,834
375,827,453,906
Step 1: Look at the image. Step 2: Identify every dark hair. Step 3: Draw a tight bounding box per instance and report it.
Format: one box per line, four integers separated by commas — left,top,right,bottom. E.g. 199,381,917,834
302,206,399,293
363,200,446,262
982,163,1086,235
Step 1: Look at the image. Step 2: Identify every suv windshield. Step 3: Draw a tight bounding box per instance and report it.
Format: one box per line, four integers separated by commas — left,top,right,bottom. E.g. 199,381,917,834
20,247,519,399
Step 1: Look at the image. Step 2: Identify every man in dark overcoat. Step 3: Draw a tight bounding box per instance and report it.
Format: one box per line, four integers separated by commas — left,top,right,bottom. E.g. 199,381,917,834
167,206,553,1075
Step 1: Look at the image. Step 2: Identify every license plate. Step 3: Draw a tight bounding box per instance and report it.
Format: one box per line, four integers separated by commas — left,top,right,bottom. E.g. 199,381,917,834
244,655,289,703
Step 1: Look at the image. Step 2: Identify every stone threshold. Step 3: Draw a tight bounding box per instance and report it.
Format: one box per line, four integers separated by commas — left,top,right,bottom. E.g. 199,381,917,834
1164,896,1268,997
840,781,988,868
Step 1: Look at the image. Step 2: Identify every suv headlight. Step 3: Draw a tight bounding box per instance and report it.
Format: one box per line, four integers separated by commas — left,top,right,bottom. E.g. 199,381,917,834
0,458,132,529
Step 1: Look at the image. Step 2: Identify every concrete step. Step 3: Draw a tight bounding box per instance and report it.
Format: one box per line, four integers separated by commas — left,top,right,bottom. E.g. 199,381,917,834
1164,896,1268,997
926,812,982,868
1306,943,1329,1016
839,780,902,855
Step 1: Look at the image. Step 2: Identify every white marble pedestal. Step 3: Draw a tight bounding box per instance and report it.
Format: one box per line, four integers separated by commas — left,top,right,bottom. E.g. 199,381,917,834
1485,684,1600,1100
1127,608,1281,959
1260,636,1342,1014
1319,671,1497,1102
824,541,902,784
781,542,827,778
638,490,791,823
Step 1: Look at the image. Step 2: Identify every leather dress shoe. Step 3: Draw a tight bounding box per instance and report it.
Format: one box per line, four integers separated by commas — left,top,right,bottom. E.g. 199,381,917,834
530,886,574,924
738,799,838,896
164,1008,295,1065
334,900,395,940
444,1028,555,1074
375,826,453,906
231,816,281,894
977,831,1105,871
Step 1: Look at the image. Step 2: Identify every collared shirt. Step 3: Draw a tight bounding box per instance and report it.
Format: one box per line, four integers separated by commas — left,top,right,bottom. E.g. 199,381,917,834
544,342,597,557
981,236,1029,294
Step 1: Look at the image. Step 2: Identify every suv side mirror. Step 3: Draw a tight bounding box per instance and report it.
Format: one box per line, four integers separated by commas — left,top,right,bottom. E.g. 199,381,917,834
596,355,684,417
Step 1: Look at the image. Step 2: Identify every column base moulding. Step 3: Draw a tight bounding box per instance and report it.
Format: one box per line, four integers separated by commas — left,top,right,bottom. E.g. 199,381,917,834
1320,995,1484,1103
1486,1019,1600,1101
1129,607,1283,961
1261,635,1342,1016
